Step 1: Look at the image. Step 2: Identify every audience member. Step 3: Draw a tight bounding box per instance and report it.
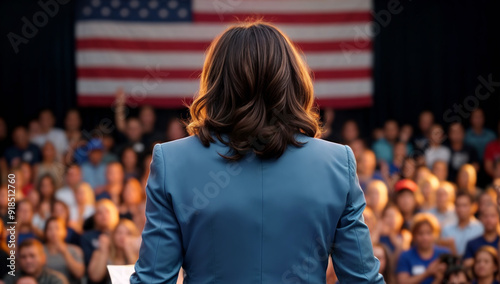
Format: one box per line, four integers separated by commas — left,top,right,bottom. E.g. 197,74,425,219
80,139,107,190
2,239,69,284
465,109,496,162
440,191,484,256
30,109,69,161
484,121,500,179
396,213,449,284
448,122,480,182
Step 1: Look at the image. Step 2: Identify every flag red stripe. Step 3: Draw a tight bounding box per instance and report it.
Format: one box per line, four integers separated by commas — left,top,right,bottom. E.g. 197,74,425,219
77,39,210,52
78,68,201,79
317,96,372,108
77,67,371,80
77,95,371,109
76,38,371,52
193,12,372,24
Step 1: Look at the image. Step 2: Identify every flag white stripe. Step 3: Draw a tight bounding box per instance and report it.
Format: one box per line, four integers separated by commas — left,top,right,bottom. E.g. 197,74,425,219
193,0,371,13
76,50,371,70
78,78,371,97
76,0,373,108
75,22,372,42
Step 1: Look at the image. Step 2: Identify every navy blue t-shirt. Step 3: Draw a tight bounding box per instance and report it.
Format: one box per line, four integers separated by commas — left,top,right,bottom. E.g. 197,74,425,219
464,235,500,260
95,191,111,201
472,280,500,284
396,245,450,284
80,229,103,266
4,144,41,166
379,235,396,252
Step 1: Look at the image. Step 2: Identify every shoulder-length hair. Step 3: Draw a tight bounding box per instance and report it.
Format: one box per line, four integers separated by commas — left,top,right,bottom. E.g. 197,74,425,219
473,245,499,279
410,212,441,240
185,21,323,161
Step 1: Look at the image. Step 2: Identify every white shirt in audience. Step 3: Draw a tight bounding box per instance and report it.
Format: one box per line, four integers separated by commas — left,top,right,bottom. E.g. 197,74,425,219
31,127,69,157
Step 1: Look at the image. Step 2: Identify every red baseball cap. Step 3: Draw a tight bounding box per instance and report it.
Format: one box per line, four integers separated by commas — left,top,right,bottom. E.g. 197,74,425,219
394,179,418,193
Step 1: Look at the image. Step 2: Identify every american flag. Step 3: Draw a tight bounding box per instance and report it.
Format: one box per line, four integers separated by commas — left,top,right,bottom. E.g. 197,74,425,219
76,0,372,108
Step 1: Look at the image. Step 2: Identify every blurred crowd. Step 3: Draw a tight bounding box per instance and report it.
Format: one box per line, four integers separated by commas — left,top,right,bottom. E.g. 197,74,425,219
322,108,500,284
0,94,188,284
0,102,499,284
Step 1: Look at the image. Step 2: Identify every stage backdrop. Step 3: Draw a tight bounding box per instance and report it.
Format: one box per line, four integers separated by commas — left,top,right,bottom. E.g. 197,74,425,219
75,0,373,109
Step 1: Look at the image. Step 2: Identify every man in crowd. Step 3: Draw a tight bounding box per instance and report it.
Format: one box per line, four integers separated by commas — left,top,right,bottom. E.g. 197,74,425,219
440,191,484,256
465,108,496,162
484,120,500,179
372,120,399,164
447,122,479,182
1,239,68,284
30,109,69,161
81,138,107,190
413,110,435,152
3,126,41,167
462,203,499,267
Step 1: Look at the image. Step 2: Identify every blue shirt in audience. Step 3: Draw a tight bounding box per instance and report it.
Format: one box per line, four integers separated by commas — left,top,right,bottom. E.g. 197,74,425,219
80,229,103,266
7,232,38,246
373,138,393,164
379,235,402,253
65,227,81,246
373,138,414,166
464,234,500,260
396,245,450,284
465,128,496,160
441,217,484,256
472,280,500,284
81,161,107,190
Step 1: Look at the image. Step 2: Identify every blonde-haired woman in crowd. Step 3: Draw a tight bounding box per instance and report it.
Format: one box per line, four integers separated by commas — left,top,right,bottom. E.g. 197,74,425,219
119,178,146,231
432,160,449,182
415,166,432,185
88,219,141,283
418,174,440,211
365,180,389,219
73,182,95,233
83,199,120,283
457,163,481,197
427,181,457,228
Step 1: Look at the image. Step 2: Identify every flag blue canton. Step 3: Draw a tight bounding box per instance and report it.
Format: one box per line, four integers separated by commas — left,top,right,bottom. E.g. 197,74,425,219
76,0,192,22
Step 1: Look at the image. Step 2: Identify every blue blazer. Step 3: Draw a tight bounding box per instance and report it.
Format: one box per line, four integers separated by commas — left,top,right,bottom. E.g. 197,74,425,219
130,133,384,283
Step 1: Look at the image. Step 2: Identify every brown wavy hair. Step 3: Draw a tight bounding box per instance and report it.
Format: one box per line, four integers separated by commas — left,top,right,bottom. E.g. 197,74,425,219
184,21,324,161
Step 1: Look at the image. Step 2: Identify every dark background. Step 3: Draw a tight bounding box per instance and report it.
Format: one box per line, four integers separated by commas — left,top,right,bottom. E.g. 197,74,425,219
1,0,499,144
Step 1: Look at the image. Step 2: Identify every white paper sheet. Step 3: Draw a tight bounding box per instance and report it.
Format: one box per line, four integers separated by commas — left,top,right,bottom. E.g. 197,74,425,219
107,264,136,284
